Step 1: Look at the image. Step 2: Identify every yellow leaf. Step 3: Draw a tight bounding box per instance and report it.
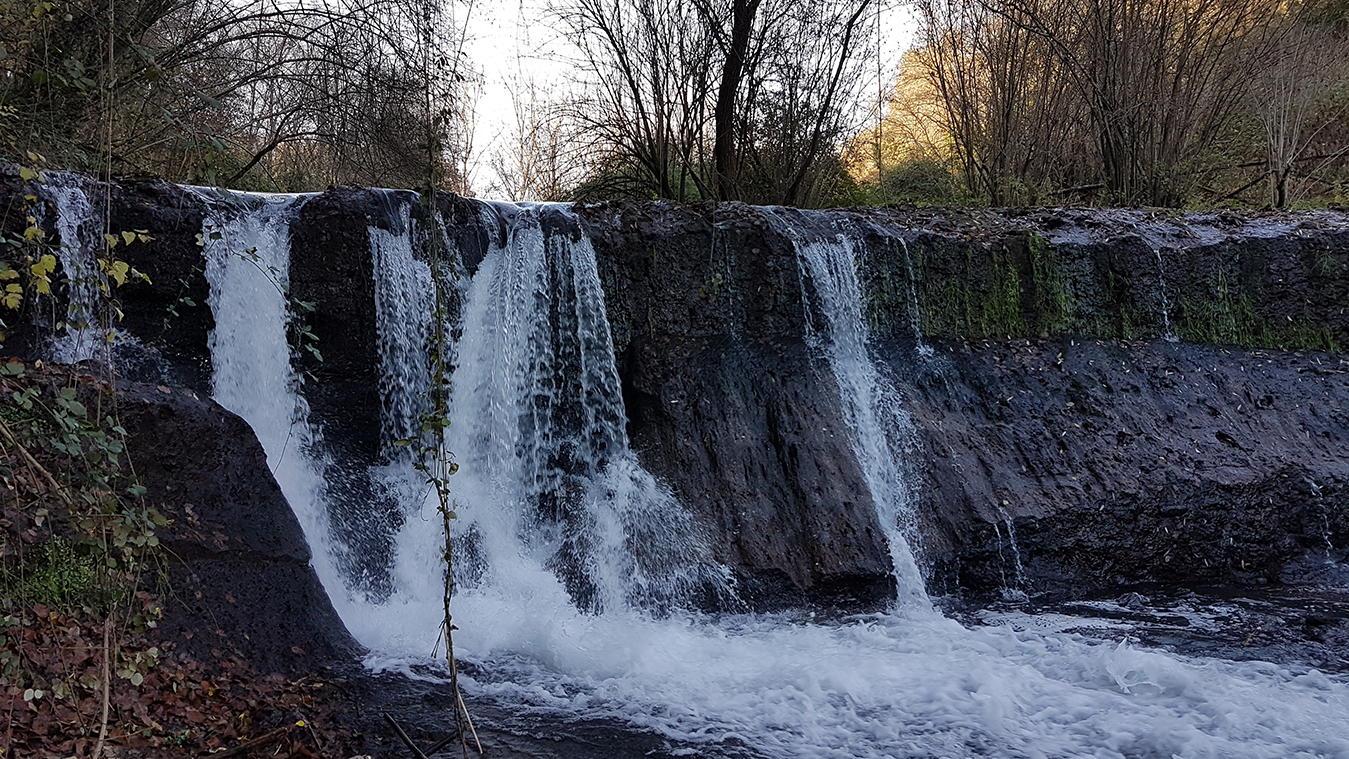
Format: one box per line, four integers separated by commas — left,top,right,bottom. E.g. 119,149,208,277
35,279,50,295
107,260,129,286
104,233,118,249
122,230,135,246
5,284,20,293
0,269,18,280
30,254,55,278
3,293,20,309
18,166,39,182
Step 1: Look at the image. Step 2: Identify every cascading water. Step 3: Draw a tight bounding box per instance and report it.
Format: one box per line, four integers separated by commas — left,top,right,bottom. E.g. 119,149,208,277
196,191,347,604
192,193,1349,758
775,210,929,605
354,202,732,656
1154,247,1179,342
40,174,106,363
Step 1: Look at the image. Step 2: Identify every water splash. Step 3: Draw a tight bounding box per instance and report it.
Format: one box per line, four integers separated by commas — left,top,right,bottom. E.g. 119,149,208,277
351,202,731,654
194,194,1349,759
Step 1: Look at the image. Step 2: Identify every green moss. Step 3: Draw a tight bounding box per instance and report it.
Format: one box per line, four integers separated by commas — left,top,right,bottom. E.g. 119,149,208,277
982,254,1026,337
1028,233,1073,336
916,244,1026,339
863,240,901,338
905,233,1342,350
3,537,100,609
1178,271,1343,352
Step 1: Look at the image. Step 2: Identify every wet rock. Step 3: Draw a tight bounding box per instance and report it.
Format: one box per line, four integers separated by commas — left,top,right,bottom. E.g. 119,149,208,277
892,338,1349,597
117,380,358,672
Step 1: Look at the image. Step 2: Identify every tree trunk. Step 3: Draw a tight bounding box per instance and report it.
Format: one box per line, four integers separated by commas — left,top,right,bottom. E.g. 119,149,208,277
713,0,761,201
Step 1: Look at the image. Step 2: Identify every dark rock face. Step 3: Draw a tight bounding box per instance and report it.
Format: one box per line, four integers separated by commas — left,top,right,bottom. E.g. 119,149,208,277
107,179,214,391
887,338,1349,596
117,382,357,672
582,202,1349,602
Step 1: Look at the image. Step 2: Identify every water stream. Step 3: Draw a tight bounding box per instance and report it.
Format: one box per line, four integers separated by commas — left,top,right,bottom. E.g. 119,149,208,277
41,174,106,363
188,195,1349,758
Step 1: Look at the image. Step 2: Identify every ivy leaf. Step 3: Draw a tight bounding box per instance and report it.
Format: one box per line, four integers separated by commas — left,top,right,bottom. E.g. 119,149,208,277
100,259,130,286
30,254,56,277
122,230,136,246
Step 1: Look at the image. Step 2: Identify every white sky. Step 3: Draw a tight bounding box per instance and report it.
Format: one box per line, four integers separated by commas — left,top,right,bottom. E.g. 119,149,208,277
459,0,919,195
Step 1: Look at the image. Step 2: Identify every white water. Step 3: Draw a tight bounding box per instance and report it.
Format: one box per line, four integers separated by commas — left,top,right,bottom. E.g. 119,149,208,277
787,222,928,605
187,196,1349,758
42,176,106,362
197,192,348,604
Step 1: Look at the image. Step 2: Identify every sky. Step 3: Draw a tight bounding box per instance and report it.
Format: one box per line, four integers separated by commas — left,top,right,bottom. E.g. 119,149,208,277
458,0,920,195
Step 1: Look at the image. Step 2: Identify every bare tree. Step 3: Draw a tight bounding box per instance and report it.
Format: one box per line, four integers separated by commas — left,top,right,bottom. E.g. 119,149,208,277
1258,22,1349,207
914,0,1079,203
487,75,591,200
553,0,880,206
987,0,1280,205
0,0,479,190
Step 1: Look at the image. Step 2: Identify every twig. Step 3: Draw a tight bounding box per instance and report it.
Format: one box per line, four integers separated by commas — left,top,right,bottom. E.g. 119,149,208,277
90,612,112,759
303,715,323,755
0,418,68,503
383,713,429,759
422,732,462,757
456,689,483,755
203,725,289,758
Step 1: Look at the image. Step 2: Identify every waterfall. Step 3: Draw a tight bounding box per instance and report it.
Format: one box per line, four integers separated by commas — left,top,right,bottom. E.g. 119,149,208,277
1154,247,1179,342
772,209,928,605
898,237,934,357
41,175,106,363
369,202,435,458
350,202,731,654
197,191,347,603
191,194,1349,759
